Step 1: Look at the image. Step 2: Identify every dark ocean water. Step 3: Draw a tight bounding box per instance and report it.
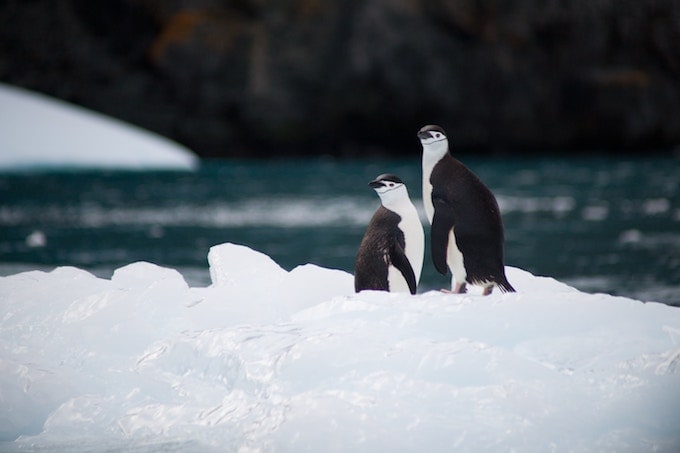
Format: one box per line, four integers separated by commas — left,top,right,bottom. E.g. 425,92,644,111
1,155,678,306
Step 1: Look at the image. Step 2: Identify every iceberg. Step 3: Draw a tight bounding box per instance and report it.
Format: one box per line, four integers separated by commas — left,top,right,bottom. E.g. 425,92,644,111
0,243,679,452
0,83,198,171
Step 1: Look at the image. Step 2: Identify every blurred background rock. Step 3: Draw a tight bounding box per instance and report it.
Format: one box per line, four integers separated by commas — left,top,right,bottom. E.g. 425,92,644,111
1,0,679,158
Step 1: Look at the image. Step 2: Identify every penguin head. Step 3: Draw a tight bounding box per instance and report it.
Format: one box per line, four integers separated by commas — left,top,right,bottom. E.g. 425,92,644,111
417,124,449,160
369,174,410,207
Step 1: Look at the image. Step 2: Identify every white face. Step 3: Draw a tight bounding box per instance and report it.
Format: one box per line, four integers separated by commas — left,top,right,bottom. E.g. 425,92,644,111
373,180,410,209
419,131,449,162
373,180,403,195
419,130,446,145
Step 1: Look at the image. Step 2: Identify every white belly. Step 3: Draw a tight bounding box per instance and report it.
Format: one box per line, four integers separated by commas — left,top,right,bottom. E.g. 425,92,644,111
387,265,411,293
422,177,434,223
399,204,425,285
384,202,425,293
447,228,466,285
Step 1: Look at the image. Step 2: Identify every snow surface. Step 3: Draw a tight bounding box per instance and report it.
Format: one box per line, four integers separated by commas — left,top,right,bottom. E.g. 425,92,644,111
1,243,679,452
0,83,197,171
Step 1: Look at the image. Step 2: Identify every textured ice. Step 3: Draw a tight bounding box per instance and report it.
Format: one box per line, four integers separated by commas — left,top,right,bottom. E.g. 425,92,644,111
0,243,679,452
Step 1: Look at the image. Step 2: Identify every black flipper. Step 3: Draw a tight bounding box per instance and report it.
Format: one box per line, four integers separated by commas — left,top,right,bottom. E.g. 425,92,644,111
431,195,456,275
390,242,418,295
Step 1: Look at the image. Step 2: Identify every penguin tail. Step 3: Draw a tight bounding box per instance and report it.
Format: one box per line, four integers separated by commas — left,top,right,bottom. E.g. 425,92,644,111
496,278,516,293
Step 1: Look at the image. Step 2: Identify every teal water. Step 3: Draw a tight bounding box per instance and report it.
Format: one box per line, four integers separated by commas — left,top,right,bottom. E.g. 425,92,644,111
1,156,678,305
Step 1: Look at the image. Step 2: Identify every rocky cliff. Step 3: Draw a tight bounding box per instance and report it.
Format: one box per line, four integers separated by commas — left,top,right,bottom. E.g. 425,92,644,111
2,0,679,157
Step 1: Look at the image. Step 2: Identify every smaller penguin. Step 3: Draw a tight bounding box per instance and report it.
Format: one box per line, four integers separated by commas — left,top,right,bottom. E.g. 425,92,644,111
355,174,424,294
418,124,515,295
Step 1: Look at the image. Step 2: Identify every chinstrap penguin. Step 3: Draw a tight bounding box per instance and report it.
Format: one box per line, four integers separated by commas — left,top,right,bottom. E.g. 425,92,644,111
418,124,515,295
355,174,425,294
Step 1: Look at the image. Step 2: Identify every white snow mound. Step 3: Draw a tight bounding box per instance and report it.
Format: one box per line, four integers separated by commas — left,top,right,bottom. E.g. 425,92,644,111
0,242,678,452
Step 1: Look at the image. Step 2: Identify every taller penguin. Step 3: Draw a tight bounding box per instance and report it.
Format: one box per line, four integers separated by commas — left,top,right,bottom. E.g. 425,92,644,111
418,124,515,295
355,174,424,295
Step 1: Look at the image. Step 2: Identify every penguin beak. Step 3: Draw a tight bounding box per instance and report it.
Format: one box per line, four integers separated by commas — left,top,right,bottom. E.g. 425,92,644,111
368,180,384,189
417,130,432,140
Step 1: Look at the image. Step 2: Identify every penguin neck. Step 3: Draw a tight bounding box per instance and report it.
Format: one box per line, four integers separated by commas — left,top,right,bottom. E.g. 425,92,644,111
379,187,414,214
421,142,450,175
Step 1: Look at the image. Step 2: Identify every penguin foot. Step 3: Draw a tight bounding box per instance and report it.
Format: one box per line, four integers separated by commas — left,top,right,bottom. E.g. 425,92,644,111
440,283,467,294
482,286,493,296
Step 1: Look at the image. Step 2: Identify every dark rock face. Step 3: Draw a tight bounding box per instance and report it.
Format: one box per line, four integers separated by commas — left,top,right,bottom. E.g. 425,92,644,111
1,0,679,157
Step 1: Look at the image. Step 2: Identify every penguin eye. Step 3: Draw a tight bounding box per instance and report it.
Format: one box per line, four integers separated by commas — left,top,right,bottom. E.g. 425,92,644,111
388,183,395,187
434,133,441,139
